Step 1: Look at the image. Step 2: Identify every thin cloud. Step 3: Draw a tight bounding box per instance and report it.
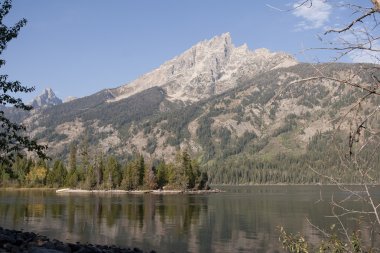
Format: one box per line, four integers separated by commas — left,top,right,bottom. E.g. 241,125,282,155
347,42,380,64
292,0,332,30
349,51,380,64
339,32,380,64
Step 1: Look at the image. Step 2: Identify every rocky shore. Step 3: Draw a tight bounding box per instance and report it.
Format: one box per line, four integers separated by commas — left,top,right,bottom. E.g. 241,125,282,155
0,227,155,253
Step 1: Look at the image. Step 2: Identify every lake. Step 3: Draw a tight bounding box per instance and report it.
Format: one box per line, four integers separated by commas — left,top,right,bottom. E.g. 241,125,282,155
0,186,378,253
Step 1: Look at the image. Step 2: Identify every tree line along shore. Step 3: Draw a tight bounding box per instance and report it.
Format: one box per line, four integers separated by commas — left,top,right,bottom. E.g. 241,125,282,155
0,149,210,191
2,131,380,188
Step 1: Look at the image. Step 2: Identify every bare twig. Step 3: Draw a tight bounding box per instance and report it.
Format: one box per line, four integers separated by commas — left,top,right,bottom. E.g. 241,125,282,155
324,9,377,35
365,184,380,225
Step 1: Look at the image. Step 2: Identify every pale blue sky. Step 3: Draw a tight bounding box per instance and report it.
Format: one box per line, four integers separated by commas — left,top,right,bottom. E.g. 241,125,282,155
1,0,374,102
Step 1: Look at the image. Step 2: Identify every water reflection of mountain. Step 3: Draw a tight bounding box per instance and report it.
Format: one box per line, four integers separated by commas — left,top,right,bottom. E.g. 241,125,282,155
0,187,379,253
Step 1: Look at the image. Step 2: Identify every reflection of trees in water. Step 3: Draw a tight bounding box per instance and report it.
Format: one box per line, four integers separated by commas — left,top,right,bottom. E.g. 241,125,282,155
104,194,208,235
105,199,122,227
293,187,380,249
156,195,206,234
63,189,380,251
50,202,64,218
205,193,284,252
205,186,380,252
3,188,377,252
51,193,208,250
67,196,76,233
67,194,124,234
0,190,50,226
124,195,144,228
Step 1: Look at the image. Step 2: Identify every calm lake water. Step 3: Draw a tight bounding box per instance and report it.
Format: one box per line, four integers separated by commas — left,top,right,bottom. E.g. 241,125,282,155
0,186,378,253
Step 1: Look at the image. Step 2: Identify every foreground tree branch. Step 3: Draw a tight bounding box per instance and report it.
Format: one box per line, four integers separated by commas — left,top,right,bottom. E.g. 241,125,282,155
324,9,377,35
0,0,47,165
278,1,380,252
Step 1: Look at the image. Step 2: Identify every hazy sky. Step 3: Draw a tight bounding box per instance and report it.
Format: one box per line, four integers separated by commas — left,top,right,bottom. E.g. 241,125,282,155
1,0,375,101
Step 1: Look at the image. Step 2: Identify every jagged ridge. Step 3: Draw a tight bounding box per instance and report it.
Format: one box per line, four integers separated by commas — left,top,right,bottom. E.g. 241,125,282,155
31,88,62,108
110,33,297,102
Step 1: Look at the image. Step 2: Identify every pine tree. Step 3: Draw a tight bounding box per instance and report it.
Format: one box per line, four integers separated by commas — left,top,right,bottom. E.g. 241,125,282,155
55,160,67,187
104,155,121,189
69,143,77,172
47,160,67,187
66,169,78,188
84,164,96,189
144,165,157,190
175,150,193,189
94,152,104,188
11,156,32,184
156,161,168,188
182,151,196,189
79,133,90,175
138,154,145,186
166,162,177,187
121,159,139,190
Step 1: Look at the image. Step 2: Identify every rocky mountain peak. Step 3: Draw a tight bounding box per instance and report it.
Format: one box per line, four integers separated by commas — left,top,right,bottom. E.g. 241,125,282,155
200,32,233,54
31,88,62,108
110,33,298,102
199,32,231,45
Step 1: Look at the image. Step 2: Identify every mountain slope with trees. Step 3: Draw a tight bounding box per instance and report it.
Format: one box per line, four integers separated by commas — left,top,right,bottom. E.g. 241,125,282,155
7,34,380,184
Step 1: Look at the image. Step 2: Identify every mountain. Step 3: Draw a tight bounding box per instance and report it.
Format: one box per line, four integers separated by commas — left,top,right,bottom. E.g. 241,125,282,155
64,96,77,103
2,88,62,124
109,32,297,102
14,33,380,184
30,88,62,108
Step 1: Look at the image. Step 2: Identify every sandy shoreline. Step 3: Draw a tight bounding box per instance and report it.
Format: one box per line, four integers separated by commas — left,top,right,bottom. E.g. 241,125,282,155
55,188,223,194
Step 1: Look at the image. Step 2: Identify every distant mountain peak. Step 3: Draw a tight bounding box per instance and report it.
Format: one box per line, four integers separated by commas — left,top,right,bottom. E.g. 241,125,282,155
110,32,298,102
31,88,62,108
64,96,77,103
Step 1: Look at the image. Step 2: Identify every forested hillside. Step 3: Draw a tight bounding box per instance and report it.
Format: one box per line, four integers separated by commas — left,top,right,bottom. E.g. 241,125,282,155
9,61,379,185
4,31,380,185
